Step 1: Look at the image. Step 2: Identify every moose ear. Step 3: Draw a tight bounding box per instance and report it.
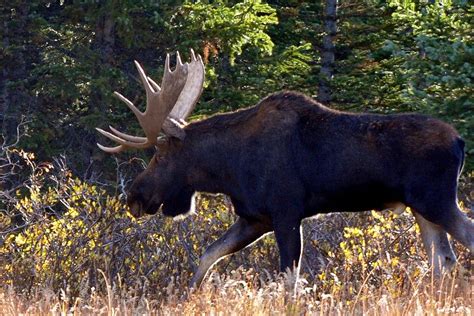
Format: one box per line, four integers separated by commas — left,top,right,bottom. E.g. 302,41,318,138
154,137,168,159
162,118,186,140
154,152,164,163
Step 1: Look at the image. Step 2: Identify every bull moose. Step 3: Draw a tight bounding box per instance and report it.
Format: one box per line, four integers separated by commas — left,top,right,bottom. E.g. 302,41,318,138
97,50,473,290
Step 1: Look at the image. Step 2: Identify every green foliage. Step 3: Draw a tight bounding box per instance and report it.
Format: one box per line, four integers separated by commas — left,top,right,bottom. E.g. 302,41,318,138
178,0,278,64
386,1,473,160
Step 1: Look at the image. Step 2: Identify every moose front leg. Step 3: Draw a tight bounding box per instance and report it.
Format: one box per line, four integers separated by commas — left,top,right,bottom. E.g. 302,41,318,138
190,217,271,289
273,219,303,296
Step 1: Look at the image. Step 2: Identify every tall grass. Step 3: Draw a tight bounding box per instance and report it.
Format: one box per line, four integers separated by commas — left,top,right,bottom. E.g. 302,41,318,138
1,264,472,315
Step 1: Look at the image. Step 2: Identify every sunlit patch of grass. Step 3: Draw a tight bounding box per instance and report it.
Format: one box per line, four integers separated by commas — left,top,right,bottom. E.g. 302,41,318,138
1,265,471,315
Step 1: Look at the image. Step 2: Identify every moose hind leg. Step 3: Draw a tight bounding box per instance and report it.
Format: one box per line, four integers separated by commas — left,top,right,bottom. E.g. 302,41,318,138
413,212,457,274
441,206,474,253
189,217,271,289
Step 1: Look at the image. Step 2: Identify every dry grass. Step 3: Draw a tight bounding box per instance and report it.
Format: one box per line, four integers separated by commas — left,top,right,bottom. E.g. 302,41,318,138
1,263,472,315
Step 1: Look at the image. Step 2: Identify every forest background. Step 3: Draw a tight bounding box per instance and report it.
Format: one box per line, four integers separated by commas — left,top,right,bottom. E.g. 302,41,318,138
0,0,473,314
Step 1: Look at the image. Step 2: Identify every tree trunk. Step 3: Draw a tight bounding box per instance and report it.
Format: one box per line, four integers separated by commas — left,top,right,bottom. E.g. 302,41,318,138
318,0,337,105
0,12,10,141
0,3,32,145
80,8,116,177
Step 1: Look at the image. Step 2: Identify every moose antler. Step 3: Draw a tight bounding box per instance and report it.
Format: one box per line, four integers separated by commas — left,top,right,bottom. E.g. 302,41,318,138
96,49,205,153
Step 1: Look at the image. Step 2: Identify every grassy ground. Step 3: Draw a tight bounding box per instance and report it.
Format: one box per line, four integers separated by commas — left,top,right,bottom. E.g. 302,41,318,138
1,263,472,315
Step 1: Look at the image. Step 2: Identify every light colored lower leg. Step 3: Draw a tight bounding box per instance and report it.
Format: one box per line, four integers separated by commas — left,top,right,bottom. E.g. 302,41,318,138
446,208,474,253
413,213,457,274
384,202,406,215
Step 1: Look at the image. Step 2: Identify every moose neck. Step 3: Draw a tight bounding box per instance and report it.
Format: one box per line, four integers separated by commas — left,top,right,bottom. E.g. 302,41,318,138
184,137,237,196
183,116,250,198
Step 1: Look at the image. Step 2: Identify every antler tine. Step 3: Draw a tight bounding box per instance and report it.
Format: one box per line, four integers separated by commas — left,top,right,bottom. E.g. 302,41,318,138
97,143,125,154
134,61,154,96
147,77,161,92
96,127,123,143
176,51,183,66
96,127,145,147
114,91,143,119
109,126,147,143
165,53,171,73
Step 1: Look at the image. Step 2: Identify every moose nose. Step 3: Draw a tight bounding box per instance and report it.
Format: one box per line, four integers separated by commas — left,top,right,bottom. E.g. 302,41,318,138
127,199,143,218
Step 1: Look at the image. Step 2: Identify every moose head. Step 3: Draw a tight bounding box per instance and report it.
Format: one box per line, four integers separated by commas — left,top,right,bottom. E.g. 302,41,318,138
96,50,205,218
